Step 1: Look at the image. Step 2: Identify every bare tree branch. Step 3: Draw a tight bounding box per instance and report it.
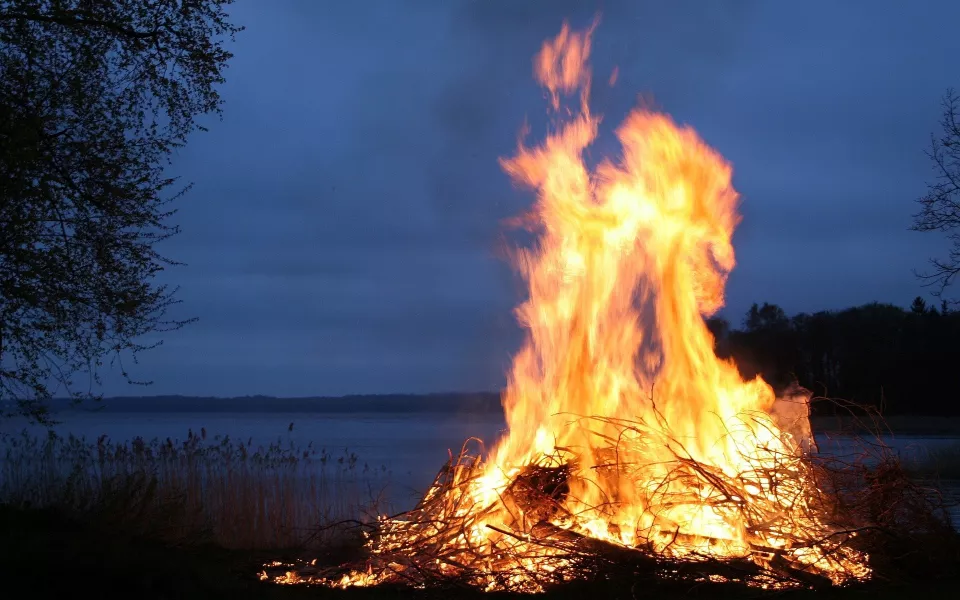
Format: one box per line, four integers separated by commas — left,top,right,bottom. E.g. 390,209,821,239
0,0,242,423
0,10,160,39
911,88,960,301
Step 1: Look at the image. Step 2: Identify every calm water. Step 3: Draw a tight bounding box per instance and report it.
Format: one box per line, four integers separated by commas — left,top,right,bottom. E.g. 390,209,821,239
1,411,508,502
3,411,959,517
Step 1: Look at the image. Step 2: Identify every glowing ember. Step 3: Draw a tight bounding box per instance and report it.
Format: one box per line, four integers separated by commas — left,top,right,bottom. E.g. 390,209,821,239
268,21,871,591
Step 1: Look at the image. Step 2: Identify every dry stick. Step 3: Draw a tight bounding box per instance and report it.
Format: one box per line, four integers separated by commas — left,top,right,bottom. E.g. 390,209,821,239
290,399,956,590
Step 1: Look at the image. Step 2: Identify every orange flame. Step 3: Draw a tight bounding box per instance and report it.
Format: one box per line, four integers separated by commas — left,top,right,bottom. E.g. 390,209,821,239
484,20,819,555
288,21,870,591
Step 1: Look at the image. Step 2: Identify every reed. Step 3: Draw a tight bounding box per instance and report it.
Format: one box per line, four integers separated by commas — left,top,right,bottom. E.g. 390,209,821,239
0,428,391,549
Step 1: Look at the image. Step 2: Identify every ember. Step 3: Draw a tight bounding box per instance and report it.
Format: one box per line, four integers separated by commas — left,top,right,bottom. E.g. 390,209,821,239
263,21,880,592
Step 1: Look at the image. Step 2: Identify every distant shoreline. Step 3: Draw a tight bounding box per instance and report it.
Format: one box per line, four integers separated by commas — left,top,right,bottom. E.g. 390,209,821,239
33,392,506,415
11,393,960,436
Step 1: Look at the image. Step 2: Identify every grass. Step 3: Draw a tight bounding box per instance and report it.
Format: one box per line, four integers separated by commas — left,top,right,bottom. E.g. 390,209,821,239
0,428,391,550
0,427,397,597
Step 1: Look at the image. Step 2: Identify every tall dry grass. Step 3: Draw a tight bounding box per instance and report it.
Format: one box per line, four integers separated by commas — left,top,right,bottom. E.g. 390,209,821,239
0,428,391,549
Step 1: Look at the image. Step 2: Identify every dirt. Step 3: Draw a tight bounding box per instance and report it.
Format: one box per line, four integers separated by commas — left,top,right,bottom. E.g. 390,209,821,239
2,504,958,599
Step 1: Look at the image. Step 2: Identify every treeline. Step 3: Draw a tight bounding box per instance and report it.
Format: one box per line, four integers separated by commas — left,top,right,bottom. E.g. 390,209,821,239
30,299,959,419
708,298,960,416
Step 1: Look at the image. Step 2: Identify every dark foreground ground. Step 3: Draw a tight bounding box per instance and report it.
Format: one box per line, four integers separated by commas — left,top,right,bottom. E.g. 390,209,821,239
3,505,959,600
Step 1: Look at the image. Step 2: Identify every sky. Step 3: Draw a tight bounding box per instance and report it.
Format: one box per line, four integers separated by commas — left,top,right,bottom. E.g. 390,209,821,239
101,0,960,397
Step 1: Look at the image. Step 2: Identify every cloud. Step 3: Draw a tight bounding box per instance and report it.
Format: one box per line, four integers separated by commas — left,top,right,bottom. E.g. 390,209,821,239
98,0,960,396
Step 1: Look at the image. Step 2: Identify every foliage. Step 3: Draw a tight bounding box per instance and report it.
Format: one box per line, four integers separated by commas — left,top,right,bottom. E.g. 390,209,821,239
710,299,960,416
0,0,242,422
913,88,960,301
0,428,390,549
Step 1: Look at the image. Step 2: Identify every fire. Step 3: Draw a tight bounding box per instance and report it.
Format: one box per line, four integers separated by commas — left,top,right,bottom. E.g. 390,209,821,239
269,22,871,591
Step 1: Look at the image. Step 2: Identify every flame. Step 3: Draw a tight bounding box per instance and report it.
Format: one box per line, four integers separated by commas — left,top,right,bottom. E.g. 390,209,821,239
489,20,798,550
271,22,870,591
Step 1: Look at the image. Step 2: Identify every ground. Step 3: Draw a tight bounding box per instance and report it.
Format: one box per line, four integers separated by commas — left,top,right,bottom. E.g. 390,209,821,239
2,504,958,600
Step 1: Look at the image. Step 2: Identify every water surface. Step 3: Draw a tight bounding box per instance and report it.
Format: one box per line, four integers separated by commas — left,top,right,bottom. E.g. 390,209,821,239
4,410,958,519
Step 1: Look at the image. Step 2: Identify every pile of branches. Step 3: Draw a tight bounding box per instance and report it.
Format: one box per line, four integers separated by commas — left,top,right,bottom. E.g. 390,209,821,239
809,446,960,580
262,414,959,593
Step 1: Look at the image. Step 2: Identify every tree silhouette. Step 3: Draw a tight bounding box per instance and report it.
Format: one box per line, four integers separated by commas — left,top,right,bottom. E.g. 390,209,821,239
910,296,928,314
913,88,960,302
724,303,798,390
0,1,242,422
711,301,960,417
743,302,790,333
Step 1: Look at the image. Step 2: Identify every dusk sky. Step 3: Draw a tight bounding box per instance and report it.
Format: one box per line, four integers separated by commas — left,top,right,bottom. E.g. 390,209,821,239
103,0,960,397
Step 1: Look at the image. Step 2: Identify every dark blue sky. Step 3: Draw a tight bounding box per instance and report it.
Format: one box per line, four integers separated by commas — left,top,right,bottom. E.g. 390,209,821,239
103,0,960,397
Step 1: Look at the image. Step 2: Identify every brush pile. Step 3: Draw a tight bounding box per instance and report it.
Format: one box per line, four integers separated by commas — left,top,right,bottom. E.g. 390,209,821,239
261,413,958,593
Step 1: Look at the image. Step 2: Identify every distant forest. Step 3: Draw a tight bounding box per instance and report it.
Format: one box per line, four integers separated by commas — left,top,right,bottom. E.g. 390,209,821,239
34,297,958,419
709,297,960,417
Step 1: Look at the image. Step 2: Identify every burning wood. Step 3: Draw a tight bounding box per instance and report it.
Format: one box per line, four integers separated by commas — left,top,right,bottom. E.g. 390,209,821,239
261,434,886,591
503,463,572,526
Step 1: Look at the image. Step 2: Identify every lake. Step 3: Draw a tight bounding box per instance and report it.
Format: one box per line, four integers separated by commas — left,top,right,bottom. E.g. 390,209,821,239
3,410,959,519
1,410,507,505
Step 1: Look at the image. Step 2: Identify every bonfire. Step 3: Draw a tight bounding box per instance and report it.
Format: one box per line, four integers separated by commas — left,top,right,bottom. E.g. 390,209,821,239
260,22,954,592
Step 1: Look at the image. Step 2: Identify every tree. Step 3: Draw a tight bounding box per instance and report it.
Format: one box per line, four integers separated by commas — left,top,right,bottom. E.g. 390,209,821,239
717,301,959,415
913,88,960,301
910,296,928,314
704,316,730,343
0,1,242,422
726,303,798,390
742,302,790,334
